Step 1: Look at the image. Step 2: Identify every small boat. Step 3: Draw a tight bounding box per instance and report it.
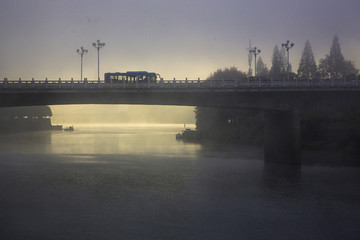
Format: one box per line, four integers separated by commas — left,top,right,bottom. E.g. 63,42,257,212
63,126,74,131
176,128,200,140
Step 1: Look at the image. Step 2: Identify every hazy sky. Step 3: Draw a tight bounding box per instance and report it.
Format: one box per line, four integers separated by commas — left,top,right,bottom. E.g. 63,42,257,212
1,0,359,80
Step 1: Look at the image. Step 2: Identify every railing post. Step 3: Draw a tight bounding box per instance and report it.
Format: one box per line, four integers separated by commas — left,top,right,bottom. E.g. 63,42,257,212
259,78,262,88
356,77,358,87
71,78,74,88
282,78,285,87
295,78,298,87
270,76,273,87
331,78,334,87
31,78,35,88
136,76,139,88
343,78,346,87
173,78,176,88
318,78,321,87
45,78,48,88
84,78,88,88
234,79,238,88
4,78,8,88
185,78,188,88
247,77,249,87
161,78,164,88
221,78,224,88
98,78,101,88
197,78,200,88
122,78,125,88
210,79,213,88
110,79,113,88
58,78,61,88
19,78,22,88
148,76,150,88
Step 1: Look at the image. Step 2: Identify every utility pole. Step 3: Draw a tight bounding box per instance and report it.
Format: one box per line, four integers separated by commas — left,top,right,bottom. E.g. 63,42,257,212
282,40,295,80
247,40,253,76
92,40,105,81
250,46,261,81
76,46,88,82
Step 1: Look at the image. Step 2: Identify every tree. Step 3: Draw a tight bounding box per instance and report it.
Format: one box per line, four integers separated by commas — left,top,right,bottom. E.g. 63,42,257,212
270,45,282,80
207,66,247,81
256,57,269,79
318,35,341,79
328,35,345,79
344,60,359,79
298,40,318,80
319,35,359,79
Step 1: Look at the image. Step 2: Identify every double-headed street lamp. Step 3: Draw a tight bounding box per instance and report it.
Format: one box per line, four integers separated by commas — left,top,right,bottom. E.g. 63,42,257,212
92,40,105,81
76,46,88,82
250,47,261,81
281,40,295,80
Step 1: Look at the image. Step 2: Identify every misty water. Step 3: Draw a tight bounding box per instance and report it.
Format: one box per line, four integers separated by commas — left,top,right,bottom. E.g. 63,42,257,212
0,124,360,240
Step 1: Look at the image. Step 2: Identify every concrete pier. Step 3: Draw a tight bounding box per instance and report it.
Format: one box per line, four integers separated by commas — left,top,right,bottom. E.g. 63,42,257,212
264,109,301,164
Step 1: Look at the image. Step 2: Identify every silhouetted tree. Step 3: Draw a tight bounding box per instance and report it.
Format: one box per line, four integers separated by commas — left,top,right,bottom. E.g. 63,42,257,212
344,60,359,79
270,45,282,80
207,66,247,80
318,35,344,79
256,57,269,79
298,40,318,80
318,35,358,79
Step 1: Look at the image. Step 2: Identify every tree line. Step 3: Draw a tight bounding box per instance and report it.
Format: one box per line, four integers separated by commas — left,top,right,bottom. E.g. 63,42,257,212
256,35,359,80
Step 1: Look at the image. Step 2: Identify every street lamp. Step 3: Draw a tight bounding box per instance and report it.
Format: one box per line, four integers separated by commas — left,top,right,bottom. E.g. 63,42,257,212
76,46,88,82
281,40,295,80
92,39,105,81
250,47,261,81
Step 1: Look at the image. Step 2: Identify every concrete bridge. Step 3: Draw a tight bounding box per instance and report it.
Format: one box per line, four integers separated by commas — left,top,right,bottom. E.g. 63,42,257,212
1,77,360,164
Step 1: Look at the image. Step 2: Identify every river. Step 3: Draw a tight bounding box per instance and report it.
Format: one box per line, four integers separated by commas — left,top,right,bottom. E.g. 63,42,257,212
0,124,359,240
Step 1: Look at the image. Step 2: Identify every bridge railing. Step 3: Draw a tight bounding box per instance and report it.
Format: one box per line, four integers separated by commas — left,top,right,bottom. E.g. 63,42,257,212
0,77,359,89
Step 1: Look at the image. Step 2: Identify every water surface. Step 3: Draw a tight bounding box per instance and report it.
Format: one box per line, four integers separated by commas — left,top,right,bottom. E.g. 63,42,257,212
0,124,359,240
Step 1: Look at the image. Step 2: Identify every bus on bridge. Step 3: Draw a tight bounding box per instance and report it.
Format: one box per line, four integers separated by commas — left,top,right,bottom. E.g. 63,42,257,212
104,71,159,84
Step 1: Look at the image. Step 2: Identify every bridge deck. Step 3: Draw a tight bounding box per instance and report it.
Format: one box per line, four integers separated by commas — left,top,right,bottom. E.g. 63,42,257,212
1,78,359,89
1,78,360,109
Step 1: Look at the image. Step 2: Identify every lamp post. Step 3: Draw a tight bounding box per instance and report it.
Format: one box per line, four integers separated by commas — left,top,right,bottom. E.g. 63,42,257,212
76,46,88,82
250,47,261,81
92,40,105,81
281,40,294,80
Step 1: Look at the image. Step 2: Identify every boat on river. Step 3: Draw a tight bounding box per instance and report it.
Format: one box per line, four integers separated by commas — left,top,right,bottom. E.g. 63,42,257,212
176,128,200,140
63,126,74,131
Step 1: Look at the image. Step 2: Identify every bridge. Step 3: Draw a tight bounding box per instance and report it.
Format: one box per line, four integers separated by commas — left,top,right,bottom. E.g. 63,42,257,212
1,77,360,165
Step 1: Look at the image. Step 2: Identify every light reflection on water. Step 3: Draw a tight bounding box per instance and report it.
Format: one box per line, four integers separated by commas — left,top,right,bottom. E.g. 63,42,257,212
51,123,201,157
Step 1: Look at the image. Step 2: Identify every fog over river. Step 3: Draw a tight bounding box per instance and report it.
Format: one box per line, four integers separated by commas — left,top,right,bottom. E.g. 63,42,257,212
0,124,360,240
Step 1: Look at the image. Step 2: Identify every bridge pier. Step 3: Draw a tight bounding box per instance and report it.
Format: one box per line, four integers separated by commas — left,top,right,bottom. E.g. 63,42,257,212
264,109,301,165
